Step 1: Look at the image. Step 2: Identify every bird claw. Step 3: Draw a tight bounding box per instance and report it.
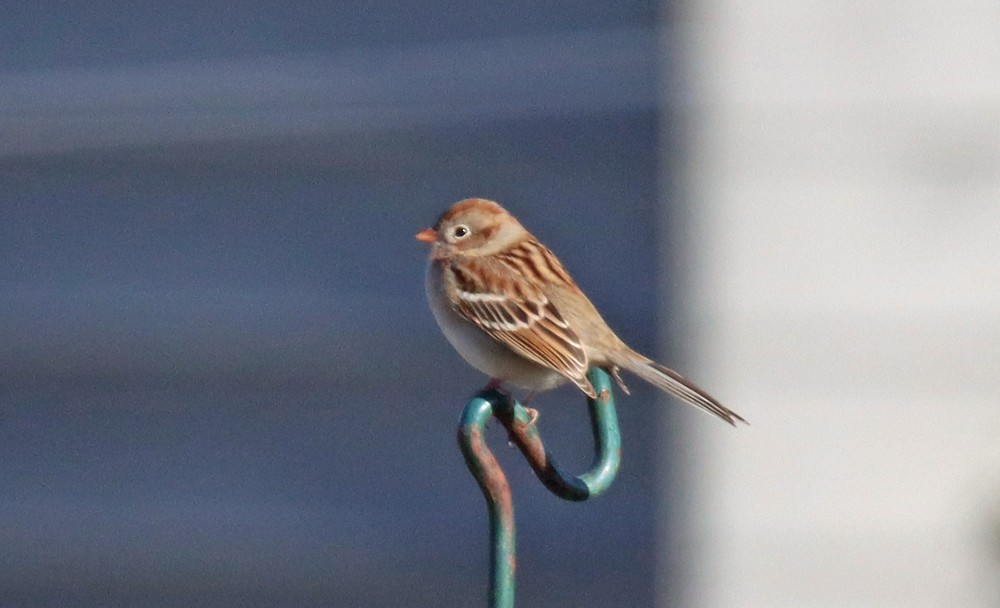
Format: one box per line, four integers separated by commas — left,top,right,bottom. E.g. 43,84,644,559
610,366,631,395
524,407,540,426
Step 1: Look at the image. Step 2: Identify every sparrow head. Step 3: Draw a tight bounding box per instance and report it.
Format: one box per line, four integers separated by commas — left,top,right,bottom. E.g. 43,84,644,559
416,198,528,258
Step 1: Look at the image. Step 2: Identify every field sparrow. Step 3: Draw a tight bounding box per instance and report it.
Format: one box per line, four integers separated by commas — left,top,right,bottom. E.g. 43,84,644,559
417,198,744,426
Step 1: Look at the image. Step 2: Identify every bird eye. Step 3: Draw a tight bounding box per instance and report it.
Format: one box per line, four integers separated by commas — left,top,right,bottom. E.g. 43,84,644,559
452,225,470,239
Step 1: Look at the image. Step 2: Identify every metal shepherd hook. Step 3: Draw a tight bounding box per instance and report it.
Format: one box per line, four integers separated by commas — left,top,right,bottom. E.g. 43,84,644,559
457,367,622,608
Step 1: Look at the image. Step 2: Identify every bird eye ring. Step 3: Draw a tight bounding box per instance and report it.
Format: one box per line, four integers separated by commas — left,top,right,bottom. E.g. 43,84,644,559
452,225,470,239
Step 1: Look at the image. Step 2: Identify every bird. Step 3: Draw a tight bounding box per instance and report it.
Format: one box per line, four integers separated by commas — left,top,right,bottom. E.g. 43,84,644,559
416,198,745,426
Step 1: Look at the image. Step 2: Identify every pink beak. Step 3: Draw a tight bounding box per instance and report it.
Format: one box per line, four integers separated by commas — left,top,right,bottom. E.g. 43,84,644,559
415,228,437,243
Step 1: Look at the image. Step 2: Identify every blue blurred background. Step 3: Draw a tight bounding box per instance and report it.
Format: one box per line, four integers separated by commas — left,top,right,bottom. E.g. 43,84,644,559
1,3,674,606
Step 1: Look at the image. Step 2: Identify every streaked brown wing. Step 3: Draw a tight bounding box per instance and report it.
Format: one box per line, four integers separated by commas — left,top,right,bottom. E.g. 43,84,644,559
448,252,590,390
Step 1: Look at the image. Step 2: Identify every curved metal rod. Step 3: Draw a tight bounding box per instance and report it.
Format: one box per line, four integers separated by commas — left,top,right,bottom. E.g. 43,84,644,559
457,368,621,608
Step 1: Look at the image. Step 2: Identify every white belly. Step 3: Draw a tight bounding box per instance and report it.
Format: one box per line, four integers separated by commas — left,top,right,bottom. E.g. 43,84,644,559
425,261,567,392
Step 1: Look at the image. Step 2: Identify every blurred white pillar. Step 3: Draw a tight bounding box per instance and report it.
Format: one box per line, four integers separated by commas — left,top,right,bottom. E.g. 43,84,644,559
661,2,1000,607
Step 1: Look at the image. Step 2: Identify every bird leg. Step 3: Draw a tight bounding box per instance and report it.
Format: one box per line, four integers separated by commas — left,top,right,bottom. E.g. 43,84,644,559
486,379,539,426
485,378,505,392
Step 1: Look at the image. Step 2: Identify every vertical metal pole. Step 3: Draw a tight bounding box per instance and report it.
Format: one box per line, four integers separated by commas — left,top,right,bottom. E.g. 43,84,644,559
457,368,621,607
458,396,517,607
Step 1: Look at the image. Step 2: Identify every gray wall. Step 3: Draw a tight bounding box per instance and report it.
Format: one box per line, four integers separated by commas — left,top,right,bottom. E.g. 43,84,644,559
667,2,1000,606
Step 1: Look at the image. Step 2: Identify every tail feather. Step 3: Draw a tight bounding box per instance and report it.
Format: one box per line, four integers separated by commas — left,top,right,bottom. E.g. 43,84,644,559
617,356,746,426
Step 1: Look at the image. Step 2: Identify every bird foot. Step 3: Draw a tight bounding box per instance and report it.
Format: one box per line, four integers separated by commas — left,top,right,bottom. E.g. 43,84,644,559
609,366,631,395
523,407,540,426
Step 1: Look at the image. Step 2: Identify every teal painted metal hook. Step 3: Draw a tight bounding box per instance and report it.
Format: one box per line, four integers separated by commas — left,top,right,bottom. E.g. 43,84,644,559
457,367,622,608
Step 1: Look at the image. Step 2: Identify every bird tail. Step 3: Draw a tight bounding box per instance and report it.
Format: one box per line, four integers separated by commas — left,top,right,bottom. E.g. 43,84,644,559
614,351,746,426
